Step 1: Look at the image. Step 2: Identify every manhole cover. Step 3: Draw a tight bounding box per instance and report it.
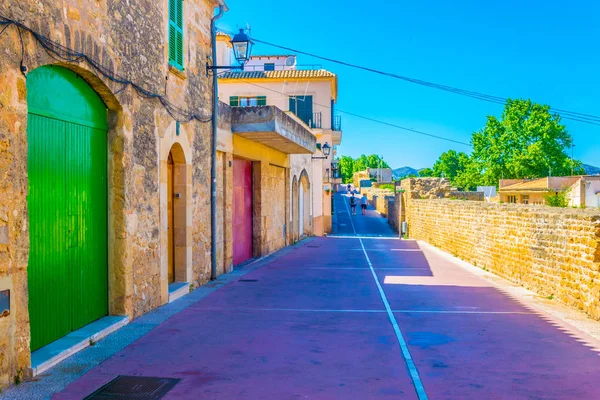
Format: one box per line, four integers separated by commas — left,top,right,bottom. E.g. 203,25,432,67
307,245,320,248
238,279,258,282
84,376,180,399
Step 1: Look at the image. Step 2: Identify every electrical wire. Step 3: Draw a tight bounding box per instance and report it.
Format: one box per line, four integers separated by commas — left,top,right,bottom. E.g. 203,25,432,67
224,77,471,146
0,16,212,123
218,30,600,126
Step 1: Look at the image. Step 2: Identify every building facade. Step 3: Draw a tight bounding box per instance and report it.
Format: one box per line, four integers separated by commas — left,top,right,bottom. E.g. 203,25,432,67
216,38,342,236
499,176,600,207
0,0,315,386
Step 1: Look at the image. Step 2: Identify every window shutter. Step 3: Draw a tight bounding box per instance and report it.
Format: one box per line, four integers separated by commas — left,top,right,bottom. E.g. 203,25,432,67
168,0,184,70
257,96,267,106
230,96,239,107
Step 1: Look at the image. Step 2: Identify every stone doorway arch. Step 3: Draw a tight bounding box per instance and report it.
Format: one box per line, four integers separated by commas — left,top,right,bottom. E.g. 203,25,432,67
299,169,311,236
160,137,192,303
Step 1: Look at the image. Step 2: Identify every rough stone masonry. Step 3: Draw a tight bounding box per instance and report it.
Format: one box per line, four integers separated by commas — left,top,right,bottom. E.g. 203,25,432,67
399,178,600,321
0,0,219,386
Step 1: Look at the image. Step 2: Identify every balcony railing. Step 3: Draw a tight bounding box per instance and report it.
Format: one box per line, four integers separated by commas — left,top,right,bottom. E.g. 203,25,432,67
333,115,342,131
309,112,322,129
243,64,323,72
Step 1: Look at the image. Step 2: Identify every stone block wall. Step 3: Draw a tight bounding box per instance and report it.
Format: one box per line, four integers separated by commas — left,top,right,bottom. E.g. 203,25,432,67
387,198,399,233
448,191,485,201
405,199,600,320
0,0,216,385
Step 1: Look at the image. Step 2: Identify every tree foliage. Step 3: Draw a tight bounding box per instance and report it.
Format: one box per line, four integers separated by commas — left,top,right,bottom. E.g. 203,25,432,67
338,154,390,183
418,168,434,177
425,99,582,190
471,99,582,186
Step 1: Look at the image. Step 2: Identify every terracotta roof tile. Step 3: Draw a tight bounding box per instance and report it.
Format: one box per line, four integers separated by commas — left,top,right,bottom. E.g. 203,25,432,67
219,70,336,80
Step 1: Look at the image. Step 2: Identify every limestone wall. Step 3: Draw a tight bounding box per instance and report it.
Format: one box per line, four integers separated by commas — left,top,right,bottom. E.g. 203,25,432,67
387,198,399,233
405,199,600,320
0,0,216,385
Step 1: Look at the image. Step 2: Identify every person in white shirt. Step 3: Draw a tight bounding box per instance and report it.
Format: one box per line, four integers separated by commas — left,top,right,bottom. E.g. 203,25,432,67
361,194,368,215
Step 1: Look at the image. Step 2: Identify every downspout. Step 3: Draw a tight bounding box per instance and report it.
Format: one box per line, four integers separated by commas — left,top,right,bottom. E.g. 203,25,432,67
210,2,226,280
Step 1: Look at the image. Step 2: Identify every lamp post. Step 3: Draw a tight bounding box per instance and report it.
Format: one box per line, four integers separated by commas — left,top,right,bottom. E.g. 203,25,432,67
209,26,253,281
207,28,253,74
311,142,331,160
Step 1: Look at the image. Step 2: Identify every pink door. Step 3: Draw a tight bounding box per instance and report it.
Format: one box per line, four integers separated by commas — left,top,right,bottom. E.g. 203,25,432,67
233,159,253,265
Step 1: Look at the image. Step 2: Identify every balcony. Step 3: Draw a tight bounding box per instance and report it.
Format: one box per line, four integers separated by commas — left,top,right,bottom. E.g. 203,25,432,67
243,64,323,72
333,115,342,131
228,106,316,154
309,112,322,129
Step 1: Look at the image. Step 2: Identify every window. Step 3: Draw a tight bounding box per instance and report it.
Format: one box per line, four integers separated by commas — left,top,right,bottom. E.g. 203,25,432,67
521,195,529,204
264,63,275,71
230,96,267,107
507,195,517,204
168,0,184,71
289,95,313,126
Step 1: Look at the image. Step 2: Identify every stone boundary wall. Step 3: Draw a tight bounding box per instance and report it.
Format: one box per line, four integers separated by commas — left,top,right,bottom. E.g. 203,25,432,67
405,199,600,320
449,191,485,201
387,198,399,232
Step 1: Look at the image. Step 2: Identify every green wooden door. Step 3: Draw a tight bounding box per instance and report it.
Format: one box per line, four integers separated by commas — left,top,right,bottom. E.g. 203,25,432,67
27,66,108,351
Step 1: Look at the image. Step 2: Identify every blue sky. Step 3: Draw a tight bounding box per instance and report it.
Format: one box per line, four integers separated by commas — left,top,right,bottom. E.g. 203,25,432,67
219,0,600,169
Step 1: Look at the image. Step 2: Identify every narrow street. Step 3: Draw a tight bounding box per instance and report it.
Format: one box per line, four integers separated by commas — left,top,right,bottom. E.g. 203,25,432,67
6,191,600,399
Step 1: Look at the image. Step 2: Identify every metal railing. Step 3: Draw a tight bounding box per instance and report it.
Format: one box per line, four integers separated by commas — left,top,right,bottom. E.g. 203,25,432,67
333,115,342,131
243,64,323,72
309,112,322,129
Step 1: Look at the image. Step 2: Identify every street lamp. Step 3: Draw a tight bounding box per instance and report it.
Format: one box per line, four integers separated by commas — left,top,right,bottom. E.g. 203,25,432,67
231,29,253,64
207,28,253,74
312,142,331,160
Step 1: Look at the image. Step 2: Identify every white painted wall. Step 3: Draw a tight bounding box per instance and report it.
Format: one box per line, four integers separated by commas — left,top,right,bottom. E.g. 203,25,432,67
245,55,296,71
586,179,600,207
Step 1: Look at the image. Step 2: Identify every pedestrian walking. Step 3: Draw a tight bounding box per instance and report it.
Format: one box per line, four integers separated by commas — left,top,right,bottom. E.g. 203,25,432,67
350,194,357,215
361,193,368,215
347,183,352,193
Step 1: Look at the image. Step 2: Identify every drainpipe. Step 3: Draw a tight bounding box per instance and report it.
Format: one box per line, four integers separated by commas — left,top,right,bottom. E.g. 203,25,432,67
210,3,227,280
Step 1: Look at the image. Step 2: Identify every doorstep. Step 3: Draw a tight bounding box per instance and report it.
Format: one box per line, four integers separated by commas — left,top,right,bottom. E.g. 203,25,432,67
31,315,129,376
168,282,190,303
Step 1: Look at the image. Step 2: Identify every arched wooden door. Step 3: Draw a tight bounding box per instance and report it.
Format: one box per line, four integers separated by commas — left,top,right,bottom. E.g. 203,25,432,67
27,66,108,351
167,152,175,284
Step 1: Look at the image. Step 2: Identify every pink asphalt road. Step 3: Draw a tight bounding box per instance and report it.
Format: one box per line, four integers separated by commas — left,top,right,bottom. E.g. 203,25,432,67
53,192,600,399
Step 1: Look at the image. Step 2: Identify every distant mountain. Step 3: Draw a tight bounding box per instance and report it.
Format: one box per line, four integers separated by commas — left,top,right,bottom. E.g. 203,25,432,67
583,164,600,175
392,166,421,178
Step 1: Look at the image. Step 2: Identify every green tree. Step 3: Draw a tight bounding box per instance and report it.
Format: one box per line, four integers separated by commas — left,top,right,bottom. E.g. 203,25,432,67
471,99,582,186
432,150,470,181
338,156,355,183
337,154,391,183
418,168,434,177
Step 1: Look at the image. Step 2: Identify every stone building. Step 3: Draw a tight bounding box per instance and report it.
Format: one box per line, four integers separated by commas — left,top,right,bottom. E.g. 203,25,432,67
216,38,343,236
0,0,314,387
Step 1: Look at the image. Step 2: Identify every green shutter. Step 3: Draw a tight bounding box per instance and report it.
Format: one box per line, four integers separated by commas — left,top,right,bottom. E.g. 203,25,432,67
230,96,239,107
169,0,184,71
257,96,267,106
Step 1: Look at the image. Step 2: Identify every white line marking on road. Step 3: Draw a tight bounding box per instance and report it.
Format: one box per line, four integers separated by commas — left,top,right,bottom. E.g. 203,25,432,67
390,249,422,252
342,195,429,400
